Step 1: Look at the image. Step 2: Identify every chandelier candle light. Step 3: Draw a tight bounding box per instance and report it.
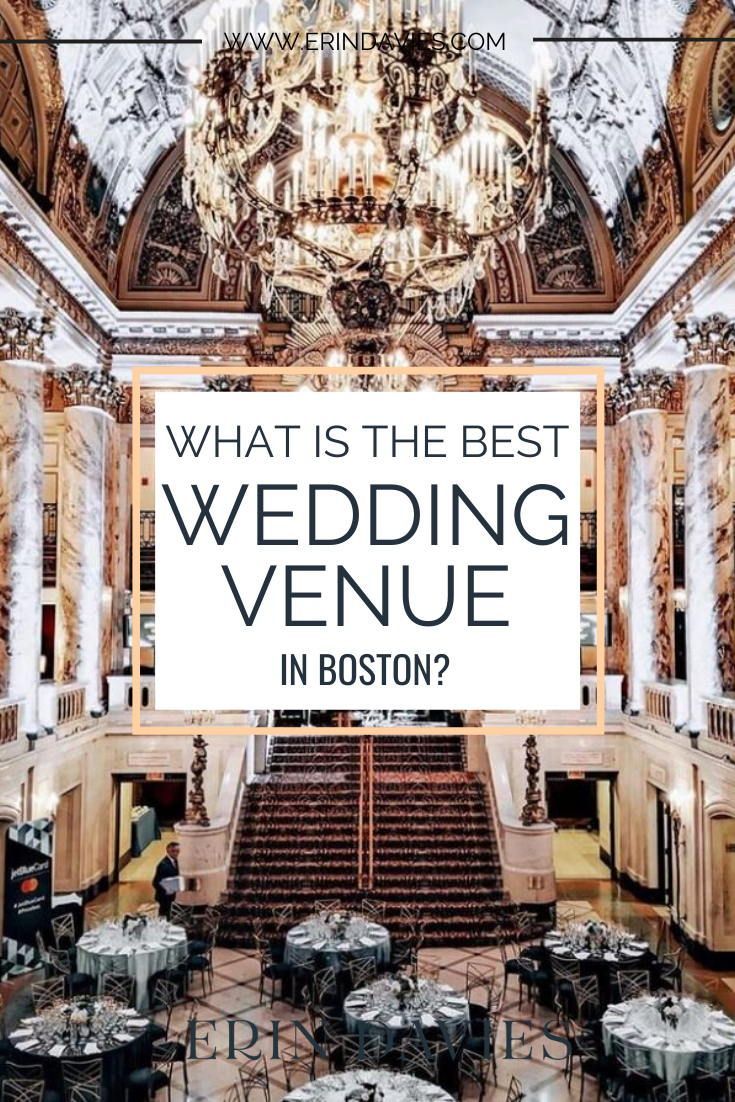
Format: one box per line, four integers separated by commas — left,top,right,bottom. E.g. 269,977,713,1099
183,0,552,331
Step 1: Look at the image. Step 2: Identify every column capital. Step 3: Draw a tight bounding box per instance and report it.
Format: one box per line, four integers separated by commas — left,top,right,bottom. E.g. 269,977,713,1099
674,312,735,368
0,307,54,363
203,374,252,391
56,366,125,417
481,375,530,392
606,369,675,422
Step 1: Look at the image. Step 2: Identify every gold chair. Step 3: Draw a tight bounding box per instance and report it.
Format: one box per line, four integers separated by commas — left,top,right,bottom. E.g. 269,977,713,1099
31,976,64,1012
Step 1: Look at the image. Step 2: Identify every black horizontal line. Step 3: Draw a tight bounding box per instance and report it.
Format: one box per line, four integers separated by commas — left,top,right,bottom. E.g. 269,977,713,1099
0,37,202,44
534,36,735,42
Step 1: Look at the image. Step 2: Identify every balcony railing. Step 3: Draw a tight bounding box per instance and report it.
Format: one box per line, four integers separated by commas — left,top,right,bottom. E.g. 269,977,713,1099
140,510,155,591
43,503,58,586
580,511,596,591
705,695,735,746
0,699,20,745
643,680,688,731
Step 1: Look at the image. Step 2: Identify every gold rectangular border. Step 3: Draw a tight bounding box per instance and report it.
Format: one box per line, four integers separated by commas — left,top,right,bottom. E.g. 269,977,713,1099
132,363,606,736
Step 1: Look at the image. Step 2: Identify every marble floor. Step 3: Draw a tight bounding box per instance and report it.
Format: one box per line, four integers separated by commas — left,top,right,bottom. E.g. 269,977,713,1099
3,889,735,1101
553,830,609,880
120,829,176,884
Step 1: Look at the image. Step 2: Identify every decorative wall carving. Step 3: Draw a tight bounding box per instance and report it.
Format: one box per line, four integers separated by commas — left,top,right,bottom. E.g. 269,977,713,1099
56,365,126,416
607,368,676,420
674,312,735,367
0,306,54,361
526,170,602,293
132,166,205,292
609,128,682,283
0,220,108,348
51,123,123,284
0,14,37,188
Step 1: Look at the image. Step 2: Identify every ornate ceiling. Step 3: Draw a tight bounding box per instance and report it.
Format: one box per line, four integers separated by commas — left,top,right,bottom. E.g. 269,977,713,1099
0,0,734,352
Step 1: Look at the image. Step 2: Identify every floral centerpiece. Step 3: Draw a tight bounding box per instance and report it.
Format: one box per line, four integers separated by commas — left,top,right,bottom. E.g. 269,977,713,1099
560,919,635,955
345,1083,385,1102
392,971,419,1011
656,994,684,1031
121,913,148,940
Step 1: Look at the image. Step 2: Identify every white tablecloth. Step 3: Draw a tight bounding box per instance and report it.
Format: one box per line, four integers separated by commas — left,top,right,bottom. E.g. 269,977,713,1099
344,977,469,1042
285,915,390,971
602,997,735,1084
283,1069,453,1102
76,921,187,1009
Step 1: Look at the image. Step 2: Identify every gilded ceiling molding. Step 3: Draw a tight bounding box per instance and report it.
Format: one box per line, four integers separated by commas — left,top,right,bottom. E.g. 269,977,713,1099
0,0,63,197
111,336,263,361
0,306,54,361
0,218,108,349
627,211,735,350
475,338,621,362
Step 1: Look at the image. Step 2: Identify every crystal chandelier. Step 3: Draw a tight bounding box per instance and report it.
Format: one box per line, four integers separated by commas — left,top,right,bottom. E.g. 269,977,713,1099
183,0,553,330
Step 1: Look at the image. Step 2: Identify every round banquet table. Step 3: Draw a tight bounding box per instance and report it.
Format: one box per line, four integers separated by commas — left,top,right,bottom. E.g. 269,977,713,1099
285,914,391,971
602,996,735,1084
283,1069,454,1102
544,929,651,1003
6,994,151,1093
76,918,187,1009
545,930,649,966
343,977,469,1042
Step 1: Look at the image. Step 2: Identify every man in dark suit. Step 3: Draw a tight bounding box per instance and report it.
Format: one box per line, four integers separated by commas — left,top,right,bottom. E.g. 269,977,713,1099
152,841,180,918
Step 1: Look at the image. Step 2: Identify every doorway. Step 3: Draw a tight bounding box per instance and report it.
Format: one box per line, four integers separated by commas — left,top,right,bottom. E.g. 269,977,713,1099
113,774,186,885
54,786,82,893
546,772,617,879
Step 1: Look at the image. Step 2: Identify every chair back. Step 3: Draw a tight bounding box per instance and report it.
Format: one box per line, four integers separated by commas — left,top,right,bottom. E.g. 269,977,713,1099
399,1038,437,1080
51,912,76,949
314,966,338,1003
617,969,650,1001
571,975,601,1024
348,956,377,989
313,899,342,915
342,1035,382,1070
505,1075,524,1102
360,899,386,923
61,1057,103,1091
460,1048,489,1092
47,946,74,977
31,975,64,1012
68,1088,102,1102
238,1055,270,1102
465,962,497,1006
651,1083,689,1102
1,1083,45,1102
101,971,136,1006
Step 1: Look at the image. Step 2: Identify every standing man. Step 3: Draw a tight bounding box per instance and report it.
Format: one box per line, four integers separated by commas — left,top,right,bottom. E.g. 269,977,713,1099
152,840,180,918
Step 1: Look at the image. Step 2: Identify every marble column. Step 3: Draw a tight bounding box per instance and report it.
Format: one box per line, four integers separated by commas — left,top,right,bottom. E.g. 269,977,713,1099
675,313,735,733
609,370,675,714
604,405,628,678
0,308,53,734
55,367,124,714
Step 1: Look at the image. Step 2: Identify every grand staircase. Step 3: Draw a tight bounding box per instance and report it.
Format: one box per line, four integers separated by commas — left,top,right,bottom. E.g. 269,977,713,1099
221,733,506,947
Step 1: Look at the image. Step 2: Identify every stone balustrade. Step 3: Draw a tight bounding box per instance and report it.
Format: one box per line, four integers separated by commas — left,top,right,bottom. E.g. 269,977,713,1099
705,694,735,746
643,679,689,731
38,681,86,732
0,699,20,745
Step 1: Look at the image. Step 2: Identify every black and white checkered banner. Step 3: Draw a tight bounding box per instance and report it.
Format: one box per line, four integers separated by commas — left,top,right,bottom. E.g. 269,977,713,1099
2,818,53,975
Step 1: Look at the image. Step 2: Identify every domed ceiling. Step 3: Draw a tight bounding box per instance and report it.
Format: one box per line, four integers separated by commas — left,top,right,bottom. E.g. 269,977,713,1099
1,0,733,338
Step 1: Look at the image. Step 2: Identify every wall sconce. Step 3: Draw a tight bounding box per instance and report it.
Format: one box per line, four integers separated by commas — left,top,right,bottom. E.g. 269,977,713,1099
673,589,687,612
